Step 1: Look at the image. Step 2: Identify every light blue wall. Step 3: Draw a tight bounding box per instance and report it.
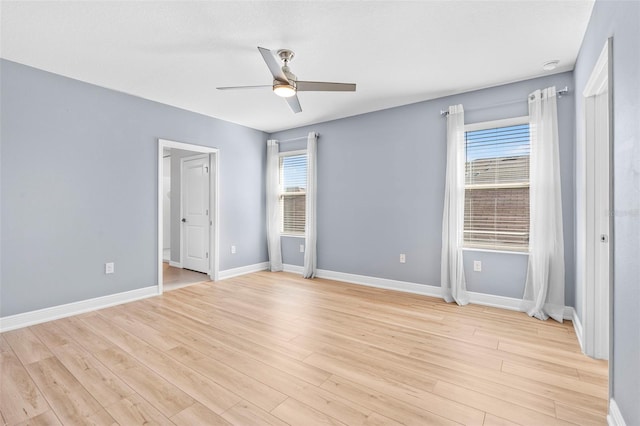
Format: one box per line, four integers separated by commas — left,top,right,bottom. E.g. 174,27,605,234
0,59,268,317
271,72,576,306
574,1,640,424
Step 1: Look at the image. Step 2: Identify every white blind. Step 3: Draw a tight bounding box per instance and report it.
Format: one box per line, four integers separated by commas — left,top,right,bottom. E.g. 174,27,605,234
280,153,307,234
464,123,530,250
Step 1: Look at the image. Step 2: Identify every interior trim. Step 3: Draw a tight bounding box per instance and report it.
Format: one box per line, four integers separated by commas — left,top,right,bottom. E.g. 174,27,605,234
0,286,158,333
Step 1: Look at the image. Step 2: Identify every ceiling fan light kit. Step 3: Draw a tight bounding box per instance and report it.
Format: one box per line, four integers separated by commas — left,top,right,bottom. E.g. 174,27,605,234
273,81,296,97
217,47,356,113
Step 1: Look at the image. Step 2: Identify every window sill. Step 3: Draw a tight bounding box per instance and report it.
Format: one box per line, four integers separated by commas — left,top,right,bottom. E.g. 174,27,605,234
281,234,305,239
462,247,529,256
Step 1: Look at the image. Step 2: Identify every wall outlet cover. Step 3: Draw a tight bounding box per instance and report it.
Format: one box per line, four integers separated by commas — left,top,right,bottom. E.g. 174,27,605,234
105,262,115,274
399,253,406,264
473,260,482,272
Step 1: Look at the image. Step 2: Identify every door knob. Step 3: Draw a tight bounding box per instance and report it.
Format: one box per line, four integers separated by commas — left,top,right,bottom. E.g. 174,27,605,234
181,218,187,223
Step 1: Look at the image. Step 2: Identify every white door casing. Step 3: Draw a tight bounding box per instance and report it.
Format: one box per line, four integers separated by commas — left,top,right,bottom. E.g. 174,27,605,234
162,155,171,260
157,139,219,295
181,154,210,274
593,90,610,361
582,38,612,361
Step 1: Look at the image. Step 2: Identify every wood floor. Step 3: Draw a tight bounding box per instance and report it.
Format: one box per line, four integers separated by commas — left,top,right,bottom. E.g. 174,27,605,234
1,272,608,425
162,262,210,292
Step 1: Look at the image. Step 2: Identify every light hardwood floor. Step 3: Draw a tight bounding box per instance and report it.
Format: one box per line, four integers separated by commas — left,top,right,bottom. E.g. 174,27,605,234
1,271,608,425
162,262,210,292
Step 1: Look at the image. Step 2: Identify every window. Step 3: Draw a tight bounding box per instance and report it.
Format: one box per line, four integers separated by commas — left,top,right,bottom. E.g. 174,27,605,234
279,152,307,235
464,117,530,251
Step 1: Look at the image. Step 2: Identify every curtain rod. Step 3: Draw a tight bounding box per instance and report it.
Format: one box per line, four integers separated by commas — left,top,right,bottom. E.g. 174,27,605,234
440,86,569,117
276,132,319,143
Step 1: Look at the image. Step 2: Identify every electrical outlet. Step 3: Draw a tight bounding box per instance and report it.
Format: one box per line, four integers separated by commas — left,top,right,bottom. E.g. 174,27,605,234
300,244,305,253
474,260,482,272
105,262,115,274
231,245,236,254
399,253,406,264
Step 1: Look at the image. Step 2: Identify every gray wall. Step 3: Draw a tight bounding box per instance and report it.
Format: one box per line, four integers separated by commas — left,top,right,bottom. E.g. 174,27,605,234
271,72,576,306
0,59,268,317
574,1,640,424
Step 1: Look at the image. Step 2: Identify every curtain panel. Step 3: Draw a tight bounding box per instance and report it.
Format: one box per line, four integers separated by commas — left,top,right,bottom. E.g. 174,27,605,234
441,105,469,305
303,132,318,278
266,140,283,272
522,87,565,322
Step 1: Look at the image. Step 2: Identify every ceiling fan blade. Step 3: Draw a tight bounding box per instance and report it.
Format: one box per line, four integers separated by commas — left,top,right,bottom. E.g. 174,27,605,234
216,85,271,90
296,81,356,92
285,94,302,114
258,47,288,83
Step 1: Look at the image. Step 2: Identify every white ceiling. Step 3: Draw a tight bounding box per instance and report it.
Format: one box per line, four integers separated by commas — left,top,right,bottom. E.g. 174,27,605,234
1,1,594,133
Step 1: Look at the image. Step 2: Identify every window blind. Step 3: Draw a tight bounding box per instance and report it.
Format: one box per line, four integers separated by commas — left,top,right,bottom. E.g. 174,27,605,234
280,154,307,234
464,123,530,250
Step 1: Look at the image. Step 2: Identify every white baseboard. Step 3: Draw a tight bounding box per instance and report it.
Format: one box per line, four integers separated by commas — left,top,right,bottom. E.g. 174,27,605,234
0,286,158,333
283,264,580,323
608,399,627,426
0,260,271,332
569,307,585,352
466,290,522,311
169,260,182,268
315,267,442,298
219,262,269,280
283,264,304,275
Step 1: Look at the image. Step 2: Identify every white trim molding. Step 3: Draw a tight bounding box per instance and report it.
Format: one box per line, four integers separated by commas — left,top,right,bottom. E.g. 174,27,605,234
467,291,523,311
608,399,627,426
219,262,269,280
169,260,182,268
283,264,305,275
570,307,585,353
0,286,158,333
2,263,581,336
284,264,577,322
315,268,442,298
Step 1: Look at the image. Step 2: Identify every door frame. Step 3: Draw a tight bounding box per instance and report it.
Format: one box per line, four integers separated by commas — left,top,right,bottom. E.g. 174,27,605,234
581,38,613,362
179,153,211,273
157,139,219,294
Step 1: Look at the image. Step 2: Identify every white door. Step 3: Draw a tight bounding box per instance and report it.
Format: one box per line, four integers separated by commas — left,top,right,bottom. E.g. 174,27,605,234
181,154,210,273
583,39,611,360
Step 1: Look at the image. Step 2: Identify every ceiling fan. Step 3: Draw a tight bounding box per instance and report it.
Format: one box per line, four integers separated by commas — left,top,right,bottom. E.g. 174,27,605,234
216,47,356,113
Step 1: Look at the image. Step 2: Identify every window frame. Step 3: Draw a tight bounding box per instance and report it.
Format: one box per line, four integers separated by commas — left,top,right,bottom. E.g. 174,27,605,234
463,115,530,253
278,149,307,237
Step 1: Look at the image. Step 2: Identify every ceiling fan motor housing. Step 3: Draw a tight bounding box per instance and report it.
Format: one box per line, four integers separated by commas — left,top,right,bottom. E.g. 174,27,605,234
277,49,295,63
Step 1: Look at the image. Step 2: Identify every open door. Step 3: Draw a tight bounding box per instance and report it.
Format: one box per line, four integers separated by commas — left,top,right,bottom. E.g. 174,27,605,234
583,38,612,361
181,154,211,273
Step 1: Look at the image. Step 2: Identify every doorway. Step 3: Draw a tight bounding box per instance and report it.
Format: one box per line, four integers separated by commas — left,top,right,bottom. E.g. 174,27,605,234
157,139,219,294
582,38,612,361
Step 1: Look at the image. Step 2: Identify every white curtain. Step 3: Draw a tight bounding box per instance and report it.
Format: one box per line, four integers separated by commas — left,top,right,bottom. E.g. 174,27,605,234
522,87,565,322
441,105,469,305
303,132,318,278
266,140,283,272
